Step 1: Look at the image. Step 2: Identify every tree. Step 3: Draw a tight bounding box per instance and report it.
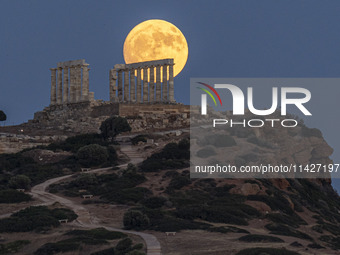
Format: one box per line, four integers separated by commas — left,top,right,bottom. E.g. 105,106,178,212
76,144,108,167
100,116,131,140
116,238,133,253
0,110,6,124
123,210,150,230
9,175,31,190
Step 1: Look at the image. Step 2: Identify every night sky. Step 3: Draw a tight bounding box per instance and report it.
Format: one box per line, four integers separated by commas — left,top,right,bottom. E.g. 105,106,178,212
1,0,340,190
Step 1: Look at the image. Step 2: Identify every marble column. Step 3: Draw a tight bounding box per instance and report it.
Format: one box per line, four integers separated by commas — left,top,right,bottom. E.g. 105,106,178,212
130,68,136,102
136,68,142,103
143,67,148,102
57,68,63,104
169,64,175,102
109,69,117,102
124,69,129,102
50,68,57,105
69,67,75,102
75,66,82,102
118,70,123,102
82,64,89,101
63,67,69,103
162,65,168,102
156,65,161,102
149,66,155,102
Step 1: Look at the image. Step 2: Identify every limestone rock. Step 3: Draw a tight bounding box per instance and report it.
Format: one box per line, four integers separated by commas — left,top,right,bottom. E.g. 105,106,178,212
230,183,261,196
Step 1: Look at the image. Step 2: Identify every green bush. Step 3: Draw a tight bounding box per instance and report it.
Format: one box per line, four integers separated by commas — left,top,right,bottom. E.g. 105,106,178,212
167,175,191,192
90,248,115,255
132,243,143,250
140,139,189,172
265,223,313,241
56,168,147,204
236,248,301,255
66,228,126,240
16,164,64,186
238,234,284,243
116,238,133,253
313,223,340,235
247,194,294,214
9,175,31,189
131,135,148,145
141,196,167,209
34,240,80,255
102,187,151,204
266,213,307,228
126,251,146,255
123,210,150,230
0,153,35,172
150,215,211,232
208,226,249,234
77,144,109,167
0,189,31,203
319,235,340,250
175,205,248,225
50,208,78,221
0,206,77,233
307,243,324,249
47,133,108,153
0,240,30,255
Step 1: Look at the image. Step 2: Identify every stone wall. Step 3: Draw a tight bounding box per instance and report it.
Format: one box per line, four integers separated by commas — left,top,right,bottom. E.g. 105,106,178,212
0,133,67,154
0,101,190,153
26,101,190,136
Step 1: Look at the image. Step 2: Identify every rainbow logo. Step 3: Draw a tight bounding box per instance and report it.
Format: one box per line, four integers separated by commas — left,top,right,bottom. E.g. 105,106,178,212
196,82,223,106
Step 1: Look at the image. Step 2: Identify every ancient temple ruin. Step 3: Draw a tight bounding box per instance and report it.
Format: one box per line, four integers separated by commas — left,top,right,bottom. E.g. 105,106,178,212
31,58,189,135
50,59,94,105
109,59,175,103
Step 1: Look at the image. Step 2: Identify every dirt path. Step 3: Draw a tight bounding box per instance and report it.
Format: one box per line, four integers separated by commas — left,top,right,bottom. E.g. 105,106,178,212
2,143,162,255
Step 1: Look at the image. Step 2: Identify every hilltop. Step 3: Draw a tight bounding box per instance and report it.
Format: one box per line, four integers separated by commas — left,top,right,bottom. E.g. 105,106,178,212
0,119,339,254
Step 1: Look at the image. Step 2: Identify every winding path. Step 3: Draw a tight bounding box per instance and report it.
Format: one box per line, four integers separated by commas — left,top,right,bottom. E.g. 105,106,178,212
4,140,162,255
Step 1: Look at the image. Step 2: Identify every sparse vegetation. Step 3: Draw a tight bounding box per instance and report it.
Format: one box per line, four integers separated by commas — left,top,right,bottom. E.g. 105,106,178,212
265,223,313,241
140,139,189,172
236,248,301,255
208,226,249,234
0,189,32,203
48,164,148,204
0,206,77,233
35,228,137,255
47,133,110,153
266,213,307,228
238,234,284,243
131,134,148,145
319,235,340,250
0,240,30,255
90,238,145,255
65,228,126,240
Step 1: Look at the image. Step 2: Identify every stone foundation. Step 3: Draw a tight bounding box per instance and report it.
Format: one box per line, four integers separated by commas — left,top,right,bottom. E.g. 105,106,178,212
27,101,189,135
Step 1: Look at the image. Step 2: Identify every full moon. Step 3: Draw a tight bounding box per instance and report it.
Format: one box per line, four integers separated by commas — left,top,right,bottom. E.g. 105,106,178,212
123,19,188,80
